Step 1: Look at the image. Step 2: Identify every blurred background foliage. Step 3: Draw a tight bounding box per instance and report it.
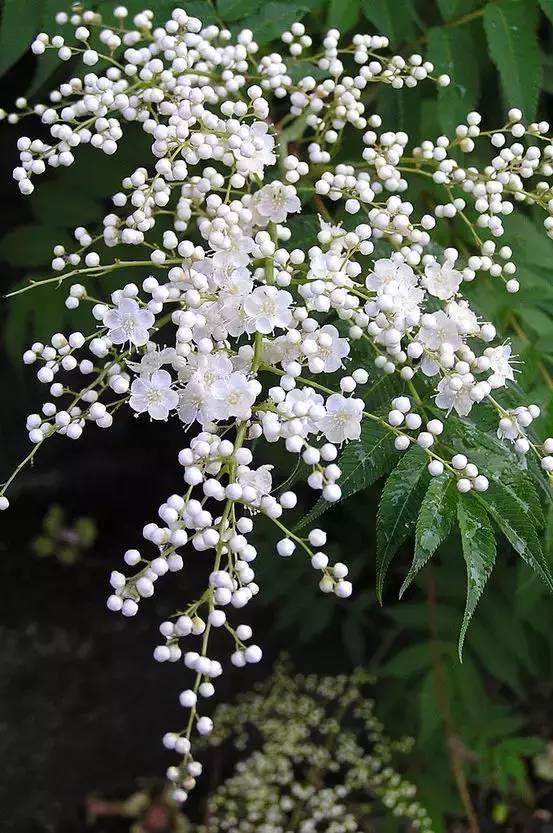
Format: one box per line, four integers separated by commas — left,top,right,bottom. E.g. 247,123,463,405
1,1,553,832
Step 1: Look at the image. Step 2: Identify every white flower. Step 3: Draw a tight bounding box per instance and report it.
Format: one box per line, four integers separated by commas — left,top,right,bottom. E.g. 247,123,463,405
279,388,325,437
446,300,479,335
418,311,462,352
244,286,293,334
308,324,350,373
307,248,333,280
497,413,519,441
129,370,179,420
237,464,273,504
316,394,363,444
375,279,424,327
262,334,301,368
180,353,233,386
253,181,301,224
422,260,462,300
435,375,474,416
127,346,179,376
366,258,417,292
103,298,154,346
485,345,515,388
212,234,254,271
177,381,212,426
210,372,261,421
232,122,276,176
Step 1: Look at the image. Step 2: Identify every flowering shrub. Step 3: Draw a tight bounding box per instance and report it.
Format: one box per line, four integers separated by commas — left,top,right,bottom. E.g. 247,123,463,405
1,2,553,806
194,659,433,832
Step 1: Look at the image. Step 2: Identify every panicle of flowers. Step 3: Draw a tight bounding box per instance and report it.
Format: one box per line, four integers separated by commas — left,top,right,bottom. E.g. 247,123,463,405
2,2,553,800
191,658,433,832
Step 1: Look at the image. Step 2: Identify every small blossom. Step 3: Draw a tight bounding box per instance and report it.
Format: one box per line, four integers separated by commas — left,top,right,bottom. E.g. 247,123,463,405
317,394,363,444
253,181,301,224
129,370,179,420
103,298,154,346
423,260,463,300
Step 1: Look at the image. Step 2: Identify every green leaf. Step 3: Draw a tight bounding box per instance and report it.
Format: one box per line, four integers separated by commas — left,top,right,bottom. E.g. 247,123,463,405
483,0,542,122
237,3,308,45
376,447,429,601
457,494,497,657
381,642,433,678
327,0,361,32
0,0,42,76
296,418,396,529
437,0,481,19
539,0,553,23
217,0,260,22
476,483,553,592
426,25,481,133
361,0,416,44
400,476,457,597
288,215,320,249
1,224,69,269
31,181,103,228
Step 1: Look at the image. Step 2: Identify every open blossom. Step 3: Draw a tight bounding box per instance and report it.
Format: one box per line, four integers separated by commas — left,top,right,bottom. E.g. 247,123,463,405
435,374,475,416
177,381,212,426
244,286,294,334
127,347,179,376
129,370,179,420
497,413,519,441
446,300,479,335
253,181,301,224
366,258,417,292
422,260,463,300
232,122,276,176
210,373,261,421
103,298,154,346
317,395,364,444
485,345,515,388
418,310,463,352
308,324,350,373
237,464,273,505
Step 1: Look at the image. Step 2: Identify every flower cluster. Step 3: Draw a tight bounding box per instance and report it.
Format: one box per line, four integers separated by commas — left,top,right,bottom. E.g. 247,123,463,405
2,2,553,801
192,659,433,832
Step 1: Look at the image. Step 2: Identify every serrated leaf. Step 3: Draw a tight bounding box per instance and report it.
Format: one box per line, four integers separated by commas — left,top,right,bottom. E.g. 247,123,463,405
376,446,429,601
296,418,396,529
476,483,553,592
400,476,456,597
483,0,542,122
457,494,497,658
361,0,416,44
426,25,481,134
461,448,544,531
327,0,361,32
